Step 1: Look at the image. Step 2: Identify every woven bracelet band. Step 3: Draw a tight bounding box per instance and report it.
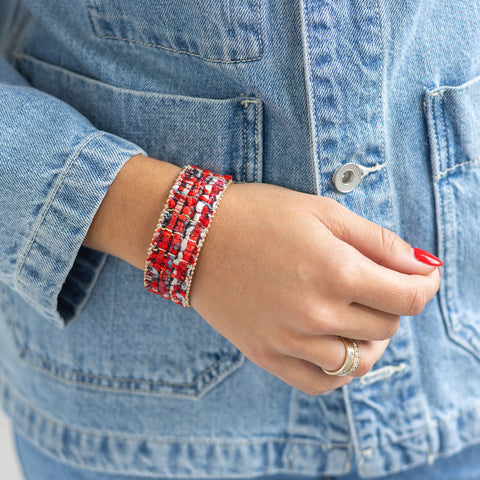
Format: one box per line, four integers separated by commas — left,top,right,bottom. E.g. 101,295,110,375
144,165,233,307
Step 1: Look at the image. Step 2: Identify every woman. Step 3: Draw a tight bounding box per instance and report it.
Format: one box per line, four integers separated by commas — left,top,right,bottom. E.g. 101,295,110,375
1,0,479,478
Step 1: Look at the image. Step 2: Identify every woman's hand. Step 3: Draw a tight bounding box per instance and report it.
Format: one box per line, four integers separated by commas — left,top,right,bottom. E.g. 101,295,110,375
84,155,441,396
189,181,441,395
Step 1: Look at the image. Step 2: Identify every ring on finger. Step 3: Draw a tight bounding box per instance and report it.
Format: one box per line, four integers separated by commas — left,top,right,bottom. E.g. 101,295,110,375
320,337,360,377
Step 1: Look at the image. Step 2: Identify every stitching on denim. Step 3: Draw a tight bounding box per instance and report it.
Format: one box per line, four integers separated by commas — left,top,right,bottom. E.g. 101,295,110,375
375,0,386,172
4,362,480,475
240,99,261,182
300,0,320,195
16,53,257,108
15,350,243,399
96,36,263,64
13,341,237,389
365,400,480,452
89,0,263,64
254,101,260,182
1,369,351,447
255,0,264,62
440,92,450,175
5,434,350,480
6,312,242,394
9,432,351,480
14,131,107,290
242,101,248,182
431,94,443,183
430,93,451,337
436,157,480,180
374,0,395,238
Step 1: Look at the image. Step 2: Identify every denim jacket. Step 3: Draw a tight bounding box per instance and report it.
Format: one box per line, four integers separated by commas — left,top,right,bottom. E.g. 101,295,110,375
1,0,480,477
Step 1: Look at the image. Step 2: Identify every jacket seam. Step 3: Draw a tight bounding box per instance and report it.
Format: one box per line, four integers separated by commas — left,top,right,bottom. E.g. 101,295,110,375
88,0,263,65
242,100,248,181
11,337,239,390
14,131,107,291
367,400,480,451
254,100,260,182
1,367,349,447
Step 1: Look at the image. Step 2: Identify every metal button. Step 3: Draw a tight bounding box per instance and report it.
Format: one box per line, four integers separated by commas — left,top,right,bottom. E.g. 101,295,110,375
333,163,362,193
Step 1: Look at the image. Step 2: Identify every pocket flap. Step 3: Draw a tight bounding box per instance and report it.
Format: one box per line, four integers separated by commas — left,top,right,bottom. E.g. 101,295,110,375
16,54,264,183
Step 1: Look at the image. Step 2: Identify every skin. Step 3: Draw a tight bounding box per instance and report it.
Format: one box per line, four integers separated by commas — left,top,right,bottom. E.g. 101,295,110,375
83,154,441,396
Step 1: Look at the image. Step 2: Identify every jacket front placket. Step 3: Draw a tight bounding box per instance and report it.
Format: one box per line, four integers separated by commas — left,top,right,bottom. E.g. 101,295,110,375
294,0,433,476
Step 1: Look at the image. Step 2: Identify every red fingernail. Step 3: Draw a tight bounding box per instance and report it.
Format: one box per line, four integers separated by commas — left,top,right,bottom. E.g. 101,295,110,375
413,248,443,267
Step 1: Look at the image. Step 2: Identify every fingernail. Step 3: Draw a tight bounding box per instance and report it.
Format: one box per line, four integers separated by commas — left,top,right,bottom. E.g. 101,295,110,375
412,248,443,267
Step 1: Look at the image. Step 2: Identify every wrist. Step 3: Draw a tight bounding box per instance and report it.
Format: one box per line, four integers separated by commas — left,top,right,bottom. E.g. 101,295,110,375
83,154,182,270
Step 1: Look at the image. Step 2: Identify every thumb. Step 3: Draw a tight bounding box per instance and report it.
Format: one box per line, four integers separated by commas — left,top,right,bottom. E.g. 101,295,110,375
317,200,442,275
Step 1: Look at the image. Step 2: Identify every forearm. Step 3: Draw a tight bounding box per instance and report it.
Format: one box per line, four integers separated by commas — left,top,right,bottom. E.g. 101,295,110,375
83,154,182,270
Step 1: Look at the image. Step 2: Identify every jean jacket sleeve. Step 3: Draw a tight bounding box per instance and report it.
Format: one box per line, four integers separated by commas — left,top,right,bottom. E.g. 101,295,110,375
0,56,146,327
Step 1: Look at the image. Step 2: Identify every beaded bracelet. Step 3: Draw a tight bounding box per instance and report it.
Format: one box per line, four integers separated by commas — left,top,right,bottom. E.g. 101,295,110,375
144,165,233,307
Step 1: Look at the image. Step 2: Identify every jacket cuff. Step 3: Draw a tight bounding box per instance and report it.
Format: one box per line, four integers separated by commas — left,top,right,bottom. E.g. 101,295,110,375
15,131,145,327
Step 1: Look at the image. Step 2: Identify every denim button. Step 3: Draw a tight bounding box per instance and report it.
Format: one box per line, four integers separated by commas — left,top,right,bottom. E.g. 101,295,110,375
333,163,362,193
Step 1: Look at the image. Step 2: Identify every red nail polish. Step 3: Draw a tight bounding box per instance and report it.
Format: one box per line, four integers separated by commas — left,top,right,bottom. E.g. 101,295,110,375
413,248,443,267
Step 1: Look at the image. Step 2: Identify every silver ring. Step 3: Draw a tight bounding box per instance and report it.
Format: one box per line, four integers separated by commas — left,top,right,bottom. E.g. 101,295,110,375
321,337,360,377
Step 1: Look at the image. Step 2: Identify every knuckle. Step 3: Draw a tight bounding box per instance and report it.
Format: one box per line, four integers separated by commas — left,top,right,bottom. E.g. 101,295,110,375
319,199,349,238
405,282,427,316
294,257,316,288
300,303,331,334
319,196,342,214
332,257,358,292
380,227,400,257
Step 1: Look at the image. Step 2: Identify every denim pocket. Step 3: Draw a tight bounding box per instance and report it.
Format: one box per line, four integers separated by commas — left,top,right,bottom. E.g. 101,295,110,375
15,54,263,183
8,54,264,398
85,0,263,63
425,75,480,361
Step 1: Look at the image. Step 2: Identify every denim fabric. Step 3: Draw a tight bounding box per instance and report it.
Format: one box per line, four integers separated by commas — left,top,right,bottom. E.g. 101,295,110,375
1,0,480,478
13,427,480,480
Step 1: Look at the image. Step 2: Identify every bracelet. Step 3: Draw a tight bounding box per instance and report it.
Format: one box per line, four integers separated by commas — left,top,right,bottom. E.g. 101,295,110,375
144,165,233,307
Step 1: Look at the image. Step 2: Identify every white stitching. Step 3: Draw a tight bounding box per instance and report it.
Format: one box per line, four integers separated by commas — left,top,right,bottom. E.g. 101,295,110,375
436,157,480,181
92,0,263,65
15,131,107,289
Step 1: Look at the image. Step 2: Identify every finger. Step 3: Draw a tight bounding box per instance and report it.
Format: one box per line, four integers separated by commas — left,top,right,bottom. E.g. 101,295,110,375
322,303,400,341
280,334,389,377
293,300,400,341
314,199,442,275
265,352,352,396
349,257,441,316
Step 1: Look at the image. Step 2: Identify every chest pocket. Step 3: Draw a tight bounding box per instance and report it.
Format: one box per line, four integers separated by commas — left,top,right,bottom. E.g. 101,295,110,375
425,75,480,361
85,0,263,63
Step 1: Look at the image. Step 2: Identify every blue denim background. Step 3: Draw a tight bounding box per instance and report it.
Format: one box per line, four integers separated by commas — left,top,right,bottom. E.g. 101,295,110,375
13,428,480,480
1,0,480,478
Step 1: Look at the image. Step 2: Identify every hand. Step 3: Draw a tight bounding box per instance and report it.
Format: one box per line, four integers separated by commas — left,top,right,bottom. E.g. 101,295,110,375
189,182,441,395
